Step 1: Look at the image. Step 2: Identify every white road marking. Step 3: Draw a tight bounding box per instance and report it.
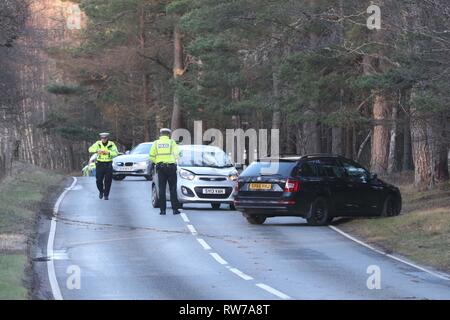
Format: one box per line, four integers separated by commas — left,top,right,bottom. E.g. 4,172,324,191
181,209,293,297
197,238,212,250
329,225,450,281
210,252,228,265
256,283,291,300
180,213,190,223
47,177,78,300
187,224,197,235
229,268,253,281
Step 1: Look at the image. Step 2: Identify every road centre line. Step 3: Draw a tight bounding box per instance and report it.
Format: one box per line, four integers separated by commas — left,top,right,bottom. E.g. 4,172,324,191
197,238,212,250
180,212,190,223
180,212,292,299
186,224,197,235
256,283,291,300
210,252,228,265
229,268,254,281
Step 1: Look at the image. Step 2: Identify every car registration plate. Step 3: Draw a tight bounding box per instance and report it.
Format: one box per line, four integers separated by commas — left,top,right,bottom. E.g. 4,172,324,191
249,183,272,190
203,188,226,195
117,166,134,172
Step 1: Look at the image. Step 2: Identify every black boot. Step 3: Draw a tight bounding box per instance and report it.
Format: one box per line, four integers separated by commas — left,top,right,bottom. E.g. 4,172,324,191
173,209,181,215
160,210,166,215
99,191,104,199
104,195,109,200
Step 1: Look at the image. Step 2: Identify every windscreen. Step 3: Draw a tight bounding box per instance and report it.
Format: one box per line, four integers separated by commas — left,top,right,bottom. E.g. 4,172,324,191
130,144,152,155
240,161,297,177
178,147,233,168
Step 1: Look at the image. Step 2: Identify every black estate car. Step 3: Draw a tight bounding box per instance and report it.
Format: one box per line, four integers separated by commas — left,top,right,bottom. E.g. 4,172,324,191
234,155,402,226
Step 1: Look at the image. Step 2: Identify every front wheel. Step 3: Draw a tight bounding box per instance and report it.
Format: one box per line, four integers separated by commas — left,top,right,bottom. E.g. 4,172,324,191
306,197,332,226
113,175,126,181
246,215,266,225
152,185,160,208
145,175,152,181
381,195,401,217
229,203,236,211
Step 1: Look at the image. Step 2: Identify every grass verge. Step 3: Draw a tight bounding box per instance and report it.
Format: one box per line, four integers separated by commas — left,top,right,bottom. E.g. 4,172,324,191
338,177,450,273
0,162,64,300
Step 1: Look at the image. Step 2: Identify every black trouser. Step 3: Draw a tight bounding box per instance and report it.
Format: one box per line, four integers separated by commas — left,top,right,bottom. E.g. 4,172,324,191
96,162,113,196
157,163,179,212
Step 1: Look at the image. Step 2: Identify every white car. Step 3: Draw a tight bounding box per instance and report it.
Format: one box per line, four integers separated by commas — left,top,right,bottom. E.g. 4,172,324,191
151,145,241,210
113,142,153,181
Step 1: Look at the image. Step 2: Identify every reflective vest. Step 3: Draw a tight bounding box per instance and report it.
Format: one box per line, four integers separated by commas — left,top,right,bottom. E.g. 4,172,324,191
149,136,180,164
88,141,118,162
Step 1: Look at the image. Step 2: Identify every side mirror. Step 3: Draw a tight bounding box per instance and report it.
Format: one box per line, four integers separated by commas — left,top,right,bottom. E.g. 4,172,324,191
370,173,378,180
177,136,184,144
235,163,244,170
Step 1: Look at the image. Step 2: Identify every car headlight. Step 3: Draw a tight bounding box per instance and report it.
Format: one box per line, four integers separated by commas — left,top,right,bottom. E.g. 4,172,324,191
179,169,195,180
137,161,148,167
228,174,239,181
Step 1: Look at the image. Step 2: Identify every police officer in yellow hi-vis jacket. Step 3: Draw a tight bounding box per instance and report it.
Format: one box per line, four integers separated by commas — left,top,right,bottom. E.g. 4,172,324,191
150,128,181,215
88,133,118,200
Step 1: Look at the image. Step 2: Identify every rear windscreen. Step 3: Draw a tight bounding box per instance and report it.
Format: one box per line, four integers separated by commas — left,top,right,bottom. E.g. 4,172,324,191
241,162,297,177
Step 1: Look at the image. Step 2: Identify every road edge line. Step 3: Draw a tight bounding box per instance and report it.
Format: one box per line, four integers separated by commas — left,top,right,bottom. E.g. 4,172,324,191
328,225,450,281
47,177,77,300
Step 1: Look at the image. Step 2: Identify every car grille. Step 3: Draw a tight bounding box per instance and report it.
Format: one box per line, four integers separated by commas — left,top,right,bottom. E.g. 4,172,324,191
199,176,227,182
194,187,233,199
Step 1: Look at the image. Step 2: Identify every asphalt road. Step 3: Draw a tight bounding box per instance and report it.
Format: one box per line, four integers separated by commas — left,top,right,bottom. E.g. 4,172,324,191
44,177,450,300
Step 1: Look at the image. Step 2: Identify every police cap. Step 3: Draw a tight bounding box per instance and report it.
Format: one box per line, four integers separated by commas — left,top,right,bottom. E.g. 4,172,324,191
160,128,172,135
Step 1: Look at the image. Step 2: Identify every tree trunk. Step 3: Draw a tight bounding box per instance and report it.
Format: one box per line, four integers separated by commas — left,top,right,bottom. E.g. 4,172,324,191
410,90,449,188
139,6,150,141
332,127,343,155
387,100,398,174
171,25,183,130
371,92,391,174
402,90,413,171
271,66,281,130
411,115,431,187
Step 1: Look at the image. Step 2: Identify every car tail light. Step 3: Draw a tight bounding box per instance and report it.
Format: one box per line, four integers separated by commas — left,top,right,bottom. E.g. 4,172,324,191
284,179,300,192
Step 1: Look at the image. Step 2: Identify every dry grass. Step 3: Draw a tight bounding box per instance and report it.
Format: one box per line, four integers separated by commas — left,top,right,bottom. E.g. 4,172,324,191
0,162,64,299
339,173,450,273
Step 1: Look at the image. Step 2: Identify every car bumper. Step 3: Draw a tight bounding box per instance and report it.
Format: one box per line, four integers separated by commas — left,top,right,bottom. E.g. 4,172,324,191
113,168,151,176
234,197,306,216
177,180,235,204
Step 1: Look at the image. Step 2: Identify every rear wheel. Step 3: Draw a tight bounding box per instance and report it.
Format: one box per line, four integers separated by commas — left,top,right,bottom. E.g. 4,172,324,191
211,203,221,210
246,215,266,225
381,195,400,217
113,175,126,181
152,185,160,208
306,197,332,226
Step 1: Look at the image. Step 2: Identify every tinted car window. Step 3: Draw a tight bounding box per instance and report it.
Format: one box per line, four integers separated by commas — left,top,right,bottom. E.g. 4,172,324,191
341,160,369,182
241,161,297,177
305,159,345,178
297,162,317,177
